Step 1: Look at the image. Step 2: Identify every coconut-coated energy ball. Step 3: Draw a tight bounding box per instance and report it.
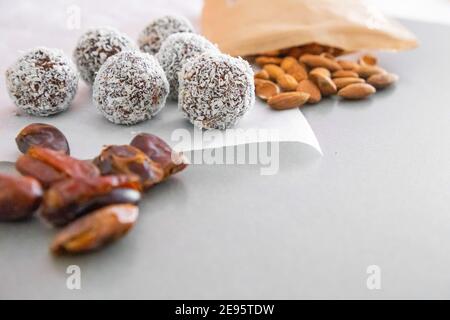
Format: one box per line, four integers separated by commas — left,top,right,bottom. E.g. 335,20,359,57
178,52,255,130
156,33,219,100
93,51,169,125
138,15,194,55
5,47,79,117
73,27,136,85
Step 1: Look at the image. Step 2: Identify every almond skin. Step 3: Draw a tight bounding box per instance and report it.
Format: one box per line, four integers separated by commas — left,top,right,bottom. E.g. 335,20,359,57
332,70,359,78
297,80,322,104
315,74,337,96
255,79,280,100
367,73,399,89
256,56,282,66
333,77,365,90
338,83,376,100
300,54,342,72
260,50,281,57
285,62,308,82
337,60,359,71
254,69,270,80
286,47,304,58
263,64,285,81
309,68,331,82
356,65,386,79
359,54,378,66
277,74,298,91
268,92,310,110
281,57,298,72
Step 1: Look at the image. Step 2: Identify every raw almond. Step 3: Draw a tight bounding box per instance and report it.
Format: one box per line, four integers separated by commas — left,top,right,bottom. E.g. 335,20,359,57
356,65,386,79
359,54,378,66
300,43,325,55
256,56,283,66
286,47,304,59
281,57,298,72
263,64,285,81
333,77,365,90
299,54,342,72
286,63,308,82
255,79,280,100
315,74,337,96
309,67,331,82
277,74,299,91
338,83,376,100
332,70,359,78
268,92,310,110
337,60,359,71
297,80,322,104
254,69,270,80
320,52,336,60
260,50,281,57
367,73,399,89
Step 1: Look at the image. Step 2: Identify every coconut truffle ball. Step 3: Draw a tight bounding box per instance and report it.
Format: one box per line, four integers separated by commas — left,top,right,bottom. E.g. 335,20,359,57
156,33,219,100
178,52,255,130
138,15,194,55
93,51,169,125
73,27,136,85
5,47,79,117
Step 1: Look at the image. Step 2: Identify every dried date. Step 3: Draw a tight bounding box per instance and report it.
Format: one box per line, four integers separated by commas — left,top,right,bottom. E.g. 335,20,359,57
94,145,164,190
16,147,99,188
130,133,188,179
51,204,139,255
0,174,43,221
16,123,70,155
40,175,141,227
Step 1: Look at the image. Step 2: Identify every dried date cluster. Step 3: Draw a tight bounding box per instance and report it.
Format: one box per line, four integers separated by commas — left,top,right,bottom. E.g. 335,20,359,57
0,123,188,256
253,44,399,110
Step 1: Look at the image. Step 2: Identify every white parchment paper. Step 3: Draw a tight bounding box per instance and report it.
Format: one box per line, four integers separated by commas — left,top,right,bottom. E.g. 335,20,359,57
0,0,321,162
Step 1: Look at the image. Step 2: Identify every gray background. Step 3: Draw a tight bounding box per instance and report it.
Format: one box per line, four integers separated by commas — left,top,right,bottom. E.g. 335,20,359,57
0,20,449,299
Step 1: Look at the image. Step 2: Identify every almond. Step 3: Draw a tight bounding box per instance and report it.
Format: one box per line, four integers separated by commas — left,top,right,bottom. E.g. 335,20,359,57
338,83,376,100
255,79,280,100
300,43,325,55
359,54,378,66
309,68,331,82
356,65,386,79
332,70,359,78
263,64,285,81
286,63,308,82
254,69,270,80
320,52,336,60
256,56,283,66
277,74,299,91
337,60,359,71
281,57,308,82
281,57,298,72
333,77,365,90
315,74,337,96
260,50,281,57
367,73,399,89
297,79,322,104
299,54,342,72
268,92,310,110
286,47,304,59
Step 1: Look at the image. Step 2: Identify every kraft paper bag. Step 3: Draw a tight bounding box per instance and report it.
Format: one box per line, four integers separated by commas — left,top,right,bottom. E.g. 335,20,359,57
201,0,418,57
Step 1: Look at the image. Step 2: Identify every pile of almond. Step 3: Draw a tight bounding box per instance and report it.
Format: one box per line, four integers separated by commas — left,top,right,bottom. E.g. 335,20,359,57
253,45,399,110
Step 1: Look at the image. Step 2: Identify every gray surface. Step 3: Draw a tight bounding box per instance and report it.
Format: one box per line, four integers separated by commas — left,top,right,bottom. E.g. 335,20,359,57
0,20,449,299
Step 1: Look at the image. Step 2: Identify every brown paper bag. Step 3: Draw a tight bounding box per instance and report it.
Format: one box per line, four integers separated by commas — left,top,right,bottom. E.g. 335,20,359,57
201,0,418,57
